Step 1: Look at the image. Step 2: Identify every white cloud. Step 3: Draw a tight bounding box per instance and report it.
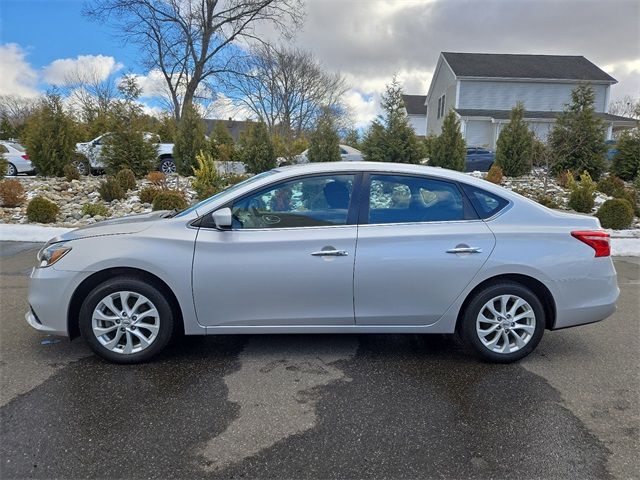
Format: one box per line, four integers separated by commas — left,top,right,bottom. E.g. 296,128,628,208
42,54,123,86
603,59,640,101
0,43,39,97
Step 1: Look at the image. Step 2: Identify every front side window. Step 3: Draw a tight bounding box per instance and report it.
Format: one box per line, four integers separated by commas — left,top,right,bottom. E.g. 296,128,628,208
232,174,355,229
368,175,465,224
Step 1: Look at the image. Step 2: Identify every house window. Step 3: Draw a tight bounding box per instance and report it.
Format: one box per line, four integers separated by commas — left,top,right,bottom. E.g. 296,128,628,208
437,94,446,119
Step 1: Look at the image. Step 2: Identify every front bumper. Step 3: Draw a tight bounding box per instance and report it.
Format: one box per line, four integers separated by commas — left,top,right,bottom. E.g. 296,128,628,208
26,266,91,337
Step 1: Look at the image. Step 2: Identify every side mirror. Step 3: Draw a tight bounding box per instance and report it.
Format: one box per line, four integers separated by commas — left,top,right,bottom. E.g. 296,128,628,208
212,207,232,229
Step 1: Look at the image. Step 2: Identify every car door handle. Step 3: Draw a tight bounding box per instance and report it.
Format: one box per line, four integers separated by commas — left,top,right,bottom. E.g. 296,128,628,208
446,246,483,254
310,250,349,257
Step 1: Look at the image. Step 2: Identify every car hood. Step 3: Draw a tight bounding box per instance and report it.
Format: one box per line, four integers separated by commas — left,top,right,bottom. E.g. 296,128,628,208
51,210,170,243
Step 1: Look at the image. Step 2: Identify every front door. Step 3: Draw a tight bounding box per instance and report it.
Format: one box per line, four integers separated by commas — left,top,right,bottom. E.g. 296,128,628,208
354,173,495,325
192,173,359,327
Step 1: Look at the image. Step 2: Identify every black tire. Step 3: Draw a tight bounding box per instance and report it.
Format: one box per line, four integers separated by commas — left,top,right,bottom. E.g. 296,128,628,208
7,163,17,176
158,157,176,174
461,282,545,363
79,276,175,364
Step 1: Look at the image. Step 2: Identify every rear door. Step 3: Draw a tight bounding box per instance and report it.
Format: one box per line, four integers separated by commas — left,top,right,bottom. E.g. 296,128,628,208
354,173,495,325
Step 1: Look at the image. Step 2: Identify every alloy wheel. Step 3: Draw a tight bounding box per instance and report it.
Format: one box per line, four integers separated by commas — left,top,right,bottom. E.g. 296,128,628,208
92,291,160,355
160,159,176,174
476,294,536,354
7,163,17,176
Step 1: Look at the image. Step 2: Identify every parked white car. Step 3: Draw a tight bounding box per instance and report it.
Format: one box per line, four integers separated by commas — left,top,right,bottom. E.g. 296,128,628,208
74,133,176,174
278,144,363,165
1,141,35,176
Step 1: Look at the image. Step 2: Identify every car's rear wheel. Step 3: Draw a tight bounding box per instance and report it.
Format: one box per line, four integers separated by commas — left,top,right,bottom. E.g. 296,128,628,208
158,157,176,174
7,163,17,176
79,276,174,363
461,282,545,363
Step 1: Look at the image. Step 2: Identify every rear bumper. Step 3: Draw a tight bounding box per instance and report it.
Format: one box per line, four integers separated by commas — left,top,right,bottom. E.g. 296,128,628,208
552,258,619,329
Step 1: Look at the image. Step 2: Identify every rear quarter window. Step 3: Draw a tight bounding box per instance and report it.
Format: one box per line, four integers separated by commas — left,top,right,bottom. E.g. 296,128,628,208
461,184,509,219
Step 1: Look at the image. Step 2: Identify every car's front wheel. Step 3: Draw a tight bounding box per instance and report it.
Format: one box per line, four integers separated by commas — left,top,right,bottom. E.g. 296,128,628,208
158,157,176,174
461,282,545,363
79,276,174,363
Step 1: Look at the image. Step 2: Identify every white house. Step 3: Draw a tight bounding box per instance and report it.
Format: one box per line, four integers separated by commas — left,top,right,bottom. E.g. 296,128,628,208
402,95,427,137
421,52,637,148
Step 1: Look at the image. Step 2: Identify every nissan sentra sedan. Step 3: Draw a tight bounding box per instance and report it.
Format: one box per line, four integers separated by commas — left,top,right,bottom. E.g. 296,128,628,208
26,162,619,363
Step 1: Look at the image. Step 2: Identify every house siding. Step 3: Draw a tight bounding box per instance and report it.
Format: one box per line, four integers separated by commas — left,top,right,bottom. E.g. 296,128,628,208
458,80,608,112
426,61,457,135
464,120,493,147
408,114,427,137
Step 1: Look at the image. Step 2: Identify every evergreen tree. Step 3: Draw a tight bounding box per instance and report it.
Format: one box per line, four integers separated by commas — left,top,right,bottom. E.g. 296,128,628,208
611,128,640,181
307,109,341,162
0,116,16,140
101,75,158,176
173,104,207,175
342,128,361,149
209,121,235,162
237,122,276,174
361,76,423,163
549,84,607,179
430,110,466,171
495,103,534,176
24,92,79,176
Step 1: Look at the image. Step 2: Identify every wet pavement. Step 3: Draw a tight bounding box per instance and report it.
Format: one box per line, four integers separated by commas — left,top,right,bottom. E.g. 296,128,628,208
1,242,638,479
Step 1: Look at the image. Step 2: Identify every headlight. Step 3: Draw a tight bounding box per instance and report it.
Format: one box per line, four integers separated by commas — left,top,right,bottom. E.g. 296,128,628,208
37,244,72,268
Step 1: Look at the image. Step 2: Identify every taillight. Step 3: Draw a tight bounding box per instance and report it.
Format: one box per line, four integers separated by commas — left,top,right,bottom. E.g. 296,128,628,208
571,230,610,257
21,154,29,160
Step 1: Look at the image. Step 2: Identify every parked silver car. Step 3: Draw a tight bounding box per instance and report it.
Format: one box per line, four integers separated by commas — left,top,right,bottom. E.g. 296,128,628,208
1,141,35,175
26,162,619,363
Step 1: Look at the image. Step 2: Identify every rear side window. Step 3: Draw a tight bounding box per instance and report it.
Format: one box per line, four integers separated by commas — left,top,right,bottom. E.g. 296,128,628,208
462,184,509,219
368,175,466,224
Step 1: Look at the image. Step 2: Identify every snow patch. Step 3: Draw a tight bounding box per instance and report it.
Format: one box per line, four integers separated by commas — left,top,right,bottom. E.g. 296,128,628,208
0,224,74,243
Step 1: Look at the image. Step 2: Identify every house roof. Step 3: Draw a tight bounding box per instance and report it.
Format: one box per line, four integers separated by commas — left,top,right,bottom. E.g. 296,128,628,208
402,94,427,115
442,52,617,83
203,119,254,141
455,109,638,123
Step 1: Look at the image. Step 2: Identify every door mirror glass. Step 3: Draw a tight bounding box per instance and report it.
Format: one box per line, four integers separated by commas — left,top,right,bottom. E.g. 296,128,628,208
212,207,232,229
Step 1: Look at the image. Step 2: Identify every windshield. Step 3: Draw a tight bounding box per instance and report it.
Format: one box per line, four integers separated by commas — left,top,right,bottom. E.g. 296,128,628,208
174,170,277,218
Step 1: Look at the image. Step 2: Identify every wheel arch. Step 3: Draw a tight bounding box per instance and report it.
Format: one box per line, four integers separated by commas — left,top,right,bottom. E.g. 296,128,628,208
455,273,556,332
67,267,184,339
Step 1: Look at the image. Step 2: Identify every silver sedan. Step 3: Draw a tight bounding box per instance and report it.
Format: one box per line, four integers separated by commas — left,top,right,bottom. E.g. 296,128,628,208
26,162,619,363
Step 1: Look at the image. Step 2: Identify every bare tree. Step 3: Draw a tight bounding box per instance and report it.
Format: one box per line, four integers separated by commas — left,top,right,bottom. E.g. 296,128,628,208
608,94,640,119
84,0,304,120
61,64,117,123
0,95,40,127
222,44,348,138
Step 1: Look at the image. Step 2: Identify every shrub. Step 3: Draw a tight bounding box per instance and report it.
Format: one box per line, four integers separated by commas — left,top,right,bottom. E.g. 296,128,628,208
568,188,595,213
63,163,80,181
99,177,126,202
0,179,25,207
597,175,626,197
611,129,640,181
307,108,341,163
139,186,160,204
81,203,110,217
152,190,187,211
485,164,503,184
495,103,533,176
192,151,224,199
23,93,79,176
116,168,136,191
0,156,8,176
596,198,634,229
147,171,166,186
536,194,559,209
557,170,574,189
224,173,249,187
101,130,157,176
26,196,59,223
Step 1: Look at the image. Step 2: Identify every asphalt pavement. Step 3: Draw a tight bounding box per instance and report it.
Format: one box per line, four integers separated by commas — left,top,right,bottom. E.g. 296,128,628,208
0,241,638,479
